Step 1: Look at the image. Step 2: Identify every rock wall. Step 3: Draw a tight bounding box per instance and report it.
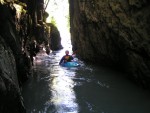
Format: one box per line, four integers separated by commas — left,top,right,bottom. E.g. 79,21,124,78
0,1,28,113
0,37,26,113
69,0,150,87
0,0,62,112
48,23,63,51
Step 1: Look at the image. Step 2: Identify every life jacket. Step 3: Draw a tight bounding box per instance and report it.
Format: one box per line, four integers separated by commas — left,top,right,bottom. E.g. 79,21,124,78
64,55,72,62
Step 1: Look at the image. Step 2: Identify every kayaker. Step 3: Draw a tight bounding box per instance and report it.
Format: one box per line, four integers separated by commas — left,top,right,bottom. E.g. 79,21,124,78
59,50,73,65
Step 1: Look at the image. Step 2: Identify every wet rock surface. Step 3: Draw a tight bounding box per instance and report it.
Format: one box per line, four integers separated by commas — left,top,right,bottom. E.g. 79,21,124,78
69,0,150,88
0,1,28,113
0,36,26,113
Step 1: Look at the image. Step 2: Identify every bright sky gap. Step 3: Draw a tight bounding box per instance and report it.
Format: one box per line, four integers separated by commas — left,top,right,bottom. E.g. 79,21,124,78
45,0,70,48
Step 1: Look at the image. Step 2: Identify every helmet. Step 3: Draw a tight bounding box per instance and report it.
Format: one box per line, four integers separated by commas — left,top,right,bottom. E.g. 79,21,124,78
65,50,69,55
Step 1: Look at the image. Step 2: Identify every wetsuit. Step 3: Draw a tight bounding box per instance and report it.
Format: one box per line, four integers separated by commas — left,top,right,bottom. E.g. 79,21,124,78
59,55,73,65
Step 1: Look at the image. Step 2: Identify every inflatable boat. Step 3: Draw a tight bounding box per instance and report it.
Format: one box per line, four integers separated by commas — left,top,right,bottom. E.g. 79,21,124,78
61,61,80,67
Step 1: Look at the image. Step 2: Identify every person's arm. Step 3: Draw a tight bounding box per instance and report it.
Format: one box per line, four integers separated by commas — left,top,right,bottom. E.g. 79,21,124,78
59,56,64,65
70,55,74,61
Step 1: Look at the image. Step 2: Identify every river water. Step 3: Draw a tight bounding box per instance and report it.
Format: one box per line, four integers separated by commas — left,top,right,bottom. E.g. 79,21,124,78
22,38,150,113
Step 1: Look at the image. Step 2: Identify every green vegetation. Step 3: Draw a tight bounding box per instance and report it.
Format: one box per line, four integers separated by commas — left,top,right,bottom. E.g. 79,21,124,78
50,16,57,26
45,0,70,34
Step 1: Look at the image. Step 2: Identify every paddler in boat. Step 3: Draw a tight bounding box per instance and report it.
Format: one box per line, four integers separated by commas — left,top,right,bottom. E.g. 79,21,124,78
59,50,74,65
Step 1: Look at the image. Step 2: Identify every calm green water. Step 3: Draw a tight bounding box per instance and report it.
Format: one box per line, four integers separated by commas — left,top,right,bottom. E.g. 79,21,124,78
22,48,150,113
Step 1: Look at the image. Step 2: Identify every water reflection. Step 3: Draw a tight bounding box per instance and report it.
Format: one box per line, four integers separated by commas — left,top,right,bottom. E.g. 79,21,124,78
40,50,79,113
47,67,78,113
22,49,150,113
22,32,150,113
